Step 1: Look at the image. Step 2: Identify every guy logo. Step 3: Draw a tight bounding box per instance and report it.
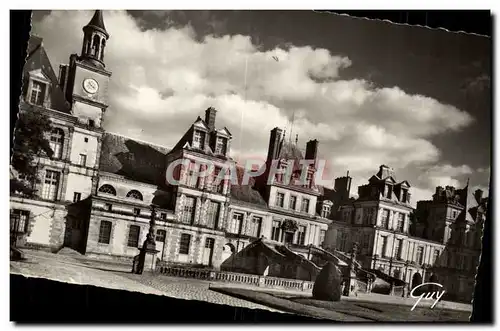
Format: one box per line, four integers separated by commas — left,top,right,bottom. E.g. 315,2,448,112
410,282,446,311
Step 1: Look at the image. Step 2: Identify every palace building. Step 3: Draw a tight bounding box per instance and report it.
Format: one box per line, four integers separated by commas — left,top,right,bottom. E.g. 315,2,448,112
324,165,486,302
11,11,486,302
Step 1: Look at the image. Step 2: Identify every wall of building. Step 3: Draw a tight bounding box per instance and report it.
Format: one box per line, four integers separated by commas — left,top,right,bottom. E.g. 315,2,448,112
10,197,67,251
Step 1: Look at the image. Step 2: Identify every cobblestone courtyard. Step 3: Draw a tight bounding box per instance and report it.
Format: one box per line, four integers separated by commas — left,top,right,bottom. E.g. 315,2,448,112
10,249,281,313
10,249,472,319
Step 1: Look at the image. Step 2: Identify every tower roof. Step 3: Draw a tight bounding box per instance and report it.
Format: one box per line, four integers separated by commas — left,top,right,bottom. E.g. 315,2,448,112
84,10,108,37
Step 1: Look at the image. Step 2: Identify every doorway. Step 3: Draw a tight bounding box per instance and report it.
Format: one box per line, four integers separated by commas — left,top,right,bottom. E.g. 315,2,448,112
202,237,215,266
155,229,166,261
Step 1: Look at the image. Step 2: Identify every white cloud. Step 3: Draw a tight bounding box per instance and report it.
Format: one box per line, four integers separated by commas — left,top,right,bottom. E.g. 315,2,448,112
33,10,482,204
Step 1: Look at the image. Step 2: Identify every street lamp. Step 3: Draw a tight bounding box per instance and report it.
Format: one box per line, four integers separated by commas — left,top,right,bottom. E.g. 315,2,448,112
132,203,159,274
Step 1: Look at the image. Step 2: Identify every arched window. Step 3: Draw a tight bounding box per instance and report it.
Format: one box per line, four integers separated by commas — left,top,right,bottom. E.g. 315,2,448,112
100,39,106,61
49,128,64,159
126,190,143,201
92,34,100,57
98,184,116,196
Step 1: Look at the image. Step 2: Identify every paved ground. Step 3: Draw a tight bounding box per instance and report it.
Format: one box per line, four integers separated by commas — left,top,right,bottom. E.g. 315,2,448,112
11,249,472,318
10,249,280,313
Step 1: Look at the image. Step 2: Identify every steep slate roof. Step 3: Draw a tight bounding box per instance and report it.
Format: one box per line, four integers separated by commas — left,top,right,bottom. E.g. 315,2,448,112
99,132,170,186
230,165,267,207
23,36,71,113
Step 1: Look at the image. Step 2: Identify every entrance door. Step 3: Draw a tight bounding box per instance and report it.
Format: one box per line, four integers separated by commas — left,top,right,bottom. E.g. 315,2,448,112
70,218,82,250
202,238,215,266
155,230,166,261
284,232,294,245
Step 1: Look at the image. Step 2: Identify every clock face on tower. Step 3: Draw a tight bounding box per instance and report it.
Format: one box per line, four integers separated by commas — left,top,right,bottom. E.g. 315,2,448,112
83,78,99,94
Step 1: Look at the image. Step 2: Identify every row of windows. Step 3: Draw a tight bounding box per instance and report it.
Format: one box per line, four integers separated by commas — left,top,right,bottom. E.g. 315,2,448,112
193,130,227,155
271,220,326,246
379,237,442,266
227,212,262,237
98,221,168,247
98,185,144,201
98,222,215,258
275,192,310,213
184,162,225,193
181,196,220,229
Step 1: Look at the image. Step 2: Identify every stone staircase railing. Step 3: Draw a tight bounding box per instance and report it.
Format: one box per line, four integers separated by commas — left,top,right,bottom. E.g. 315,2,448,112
156,264,314,292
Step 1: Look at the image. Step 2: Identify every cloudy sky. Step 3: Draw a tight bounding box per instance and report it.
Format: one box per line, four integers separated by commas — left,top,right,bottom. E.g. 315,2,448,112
31,10,491,206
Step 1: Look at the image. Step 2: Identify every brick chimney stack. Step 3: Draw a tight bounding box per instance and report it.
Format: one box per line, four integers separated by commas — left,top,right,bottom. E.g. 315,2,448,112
305,139,319,161
205,107,217,131
267,127,283,164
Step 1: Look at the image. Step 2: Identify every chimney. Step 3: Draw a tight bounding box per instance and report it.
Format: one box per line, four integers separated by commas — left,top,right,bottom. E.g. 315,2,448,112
334,175,352,202
474,189,483,205
267,127,282,164
205,107,217,131
377,164,395,180
305,139,319,161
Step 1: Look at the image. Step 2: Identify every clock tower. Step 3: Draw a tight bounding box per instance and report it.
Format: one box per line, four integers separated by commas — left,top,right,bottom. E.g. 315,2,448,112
61,10,112,128
57,10,113,198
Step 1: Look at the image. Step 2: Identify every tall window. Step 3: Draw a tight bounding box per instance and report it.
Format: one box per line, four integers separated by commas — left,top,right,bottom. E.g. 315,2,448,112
362,233,370,249
301,198,310,213
126,190,143,201
271,220,281,241
192,130,206,149
243,216,262,237
49,128,64,159
30,81,46,106
339,232,347,251
181,197,196,224
276,192,285,208
319,230,326,247
156,229,166,242
215,137,226,155
394,239,402,259
363,208,373,225
98,221,112,244
433,250,440,265
127,225,140,247
206,201,220,229
381,236,388,257
79,154,87,167
11,209,30,234
98,184,116,196
416,246,424,265
228,212,243,234
289,196,297,210
179,233,191,255
73,192,81,202
386,184,392,199
297,225,306,245
41,170,60,201
380,209,389,229
212,167,223,193
343,210,350,222
321,205,331,218
186,162,199,188
397,213,405,232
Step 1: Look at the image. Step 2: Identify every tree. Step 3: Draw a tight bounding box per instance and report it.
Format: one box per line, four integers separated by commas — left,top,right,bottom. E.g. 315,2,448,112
10,107,53,197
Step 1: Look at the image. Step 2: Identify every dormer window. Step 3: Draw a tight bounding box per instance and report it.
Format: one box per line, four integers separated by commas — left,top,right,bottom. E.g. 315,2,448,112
402,189,408,203
386,184,392,199
29,80,47,106
321,204,331,218
193,130,206,149
215,136,227,155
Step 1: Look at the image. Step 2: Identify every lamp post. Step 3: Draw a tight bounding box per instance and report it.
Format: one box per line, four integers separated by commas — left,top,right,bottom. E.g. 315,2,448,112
132,203,159,274
403,260,410,297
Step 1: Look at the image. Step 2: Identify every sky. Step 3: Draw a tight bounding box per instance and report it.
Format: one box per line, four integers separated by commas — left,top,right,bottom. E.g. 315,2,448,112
30,10,491,206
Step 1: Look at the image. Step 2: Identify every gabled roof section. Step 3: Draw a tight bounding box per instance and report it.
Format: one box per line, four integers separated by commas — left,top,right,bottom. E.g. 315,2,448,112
23,36,71,113
218,127,232,137
193,116,209,130
382,176,397,184
99,132,170,186
396,180,411,188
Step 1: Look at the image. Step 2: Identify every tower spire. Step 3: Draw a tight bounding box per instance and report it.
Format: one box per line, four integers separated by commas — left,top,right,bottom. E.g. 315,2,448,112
80,10,109,69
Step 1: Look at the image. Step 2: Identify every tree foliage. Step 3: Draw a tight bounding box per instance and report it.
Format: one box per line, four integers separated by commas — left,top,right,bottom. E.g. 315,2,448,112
11,107,54,197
